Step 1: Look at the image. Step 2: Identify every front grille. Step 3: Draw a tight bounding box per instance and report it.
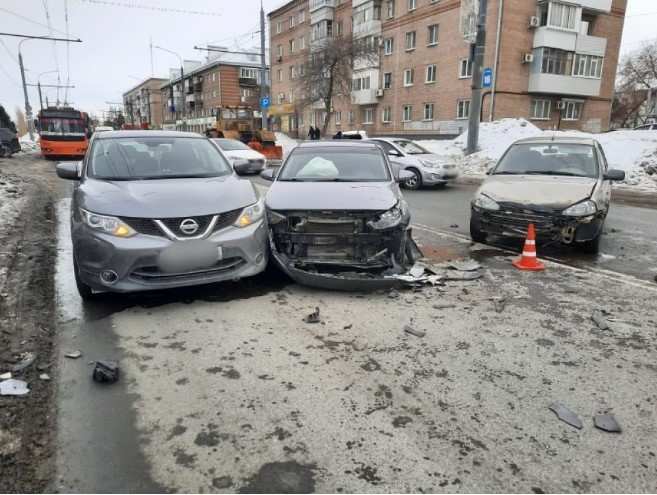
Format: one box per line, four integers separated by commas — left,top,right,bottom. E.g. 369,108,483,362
159,215,214,238
485,206,557,232
121,217,163,237
213,209,242,232
121,209,243,238
248,159,265,167
130,257,245,284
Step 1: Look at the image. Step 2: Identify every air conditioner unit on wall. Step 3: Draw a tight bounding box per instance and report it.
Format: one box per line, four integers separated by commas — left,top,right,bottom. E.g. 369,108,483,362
376,89,384,97
522,53,534,64
556,101,566,110
529,16,540,28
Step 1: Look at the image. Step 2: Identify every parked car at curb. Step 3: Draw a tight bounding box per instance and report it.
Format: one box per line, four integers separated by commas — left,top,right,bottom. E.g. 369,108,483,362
259,141,421,290
0,128,21,157
368,137,459,190
634,123,657,130
56,130,267,299
211,138,267,174
470,136,625,253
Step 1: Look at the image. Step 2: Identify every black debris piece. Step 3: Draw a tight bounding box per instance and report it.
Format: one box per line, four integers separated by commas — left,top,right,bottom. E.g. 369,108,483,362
303,307,321,324
493,298,507,313
343,324,353,330
594,414,622,433
404,325,426,338
548,402,583,430
92,360,120,383
591,310,610,330
11,352,36,373
450,224,459,228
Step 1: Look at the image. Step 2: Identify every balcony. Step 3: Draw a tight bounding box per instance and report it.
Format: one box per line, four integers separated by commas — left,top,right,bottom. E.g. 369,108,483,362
310,7,334,24
239,77,259,87
351,88,378,105
533,27,606,57
576,34,607,57
576,0,612,13
309,0,335,13
528,73,601,97
353,19,381,39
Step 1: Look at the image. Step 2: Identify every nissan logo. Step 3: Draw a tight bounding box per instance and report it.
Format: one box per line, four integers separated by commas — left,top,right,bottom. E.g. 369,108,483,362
179,218,199,235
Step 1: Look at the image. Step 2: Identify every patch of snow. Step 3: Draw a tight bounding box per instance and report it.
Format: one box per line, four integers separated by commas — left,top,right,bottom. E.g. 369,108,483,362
0,175,27,234
274,132,299,159
18,133,40,154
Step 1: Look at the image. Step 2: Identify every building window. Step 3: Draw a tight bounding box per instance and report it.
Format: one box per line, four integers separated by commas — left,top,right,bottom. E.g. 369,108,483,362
352,75,371,91
403,68,414,86
289,66,296,79
384,37,394,55
212,90,217,98
530,99,551,120
402,105,412,122
383,72,392,89
382,106,392,123
336,21,343,36
276,21,282,34
405,31,416,51
277,69,283,82
240,67,258,79
298,10,305,23
423,103,434,121
408,0,416,12
563,100,583,120
457,100,471,119
459,58,473,78
363,108,374,124
426,64,437,83
427,24,439,46
211,72,217,82
289,39,296,53
335,111,341,125
277,45,283,58
548,2,578,30
289,15,295,29
540,47,574,75
348,111,354,124
299,36,305,50
278,93,285,104
386,0,395,18
573,54,603,78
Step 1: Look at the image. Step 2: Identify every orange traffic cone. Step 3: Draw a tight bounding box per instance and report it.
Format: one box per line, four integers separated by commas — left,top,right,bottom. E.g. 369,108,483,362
513,223,545,271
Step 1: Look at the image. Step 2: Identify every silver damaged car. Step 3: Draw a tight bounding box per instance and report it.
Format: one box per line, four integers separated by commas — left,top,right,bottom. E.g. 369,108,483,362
56,131,267,299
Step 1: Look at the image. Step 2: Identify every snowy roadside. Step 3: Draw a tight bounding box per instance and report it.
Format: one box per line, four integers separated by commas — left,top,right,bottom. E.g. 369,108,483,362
18,133,40,155
0,174,27,236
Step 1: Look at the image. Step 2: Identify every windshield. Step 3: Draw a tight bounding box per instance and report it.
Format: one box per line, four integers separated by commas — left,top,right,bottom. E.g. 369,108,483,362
393,140,430,155
39,117,86,136
278,148,390,182
212,138,250,151
89,136,232,180
493,143,598,179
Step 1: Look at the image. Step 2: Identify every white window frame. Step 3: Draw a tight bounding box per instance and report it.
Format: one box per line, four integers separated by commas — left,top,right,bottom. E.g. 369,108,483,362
289,39,296,53
276,21,282,34
289,15,295,29
427,24,439,46
563,100,583,121
426,64,437,83
423,103,434,121
387,0,395,19
277,45,283,58
277,93,285,104
298,10,305,23
383,72,392,89
348,110,354,124
457,99,471,119
299,36,306,50
547,2,579,31
277,69,283,82
408,0,416,12
405,31,416,51
384,37,394,55
363,108,374,124
382,106,392,123
402,105,412,122
403,68,414,87
530,99,552,120
573,53,603,79
459,58,473,78
335,111,342,125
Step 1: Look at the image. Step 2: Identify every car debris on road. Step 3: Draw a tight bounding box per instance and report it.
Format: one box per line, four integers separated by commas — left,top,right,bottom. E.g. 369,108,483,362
548,402,583,429
11,351,36,373
404,324,426,338
65,350,82,359
591,310,611,330
92,361,120,383
594,413,622,433
303,307,321,324
0,378,30,396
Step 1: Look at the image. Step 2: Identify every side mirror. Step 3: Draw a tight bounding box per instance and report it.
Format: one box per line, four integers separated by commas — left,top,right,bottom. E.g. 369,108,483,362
86,130,93,139
233,159,251,175
397,169,414,183
485,167,494,175
260,168,276,181
387,149,402,158
56,162,81,180
604,169,625,181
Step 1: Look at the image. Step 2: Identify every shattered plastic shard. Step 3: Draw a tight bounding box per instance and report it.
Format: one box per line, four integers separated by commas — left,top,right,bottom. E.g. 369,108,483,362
448,260,482,272
11,352,36,372
591,310,610,330
65,350,82,359
0,378,30,396
594,414,622,433
404,325,426,338
303,307,321,324
549,402,583,429
445,270,482,281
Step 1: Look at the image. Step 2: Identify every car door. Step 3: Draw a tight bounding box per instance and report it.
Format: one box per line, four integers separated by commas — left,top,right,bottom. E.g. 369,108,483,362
596,143,612,213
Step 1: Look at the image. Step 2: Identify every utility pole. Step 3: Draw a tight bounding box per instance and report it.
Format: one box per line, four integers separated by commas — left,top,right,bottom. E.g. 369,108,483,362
153,45,186,131
260,0,268,131
18,51,34,140
466,0,488,155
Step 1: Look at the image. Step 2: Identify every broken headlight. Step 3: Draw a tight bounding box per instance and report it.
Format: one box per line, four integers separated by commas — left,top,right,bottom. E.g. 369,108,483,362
473,194,500,211
80,208,136,238
562,200,597,217
234,198,265,227
368,201,409,230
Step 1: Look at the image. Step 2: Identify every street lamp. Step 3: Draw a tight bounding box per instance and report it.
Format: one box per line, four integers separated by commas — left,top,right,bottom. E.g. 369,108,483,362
153,44,186,130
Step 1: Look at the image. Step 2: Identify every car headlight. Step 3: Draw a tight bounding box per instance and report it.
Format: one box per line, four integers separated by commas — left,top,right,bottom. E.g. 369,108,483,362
368,200,409,230
562,200,597,217
473,194,500,211
80,208,136,238
234,198,265,227
420,159,440,169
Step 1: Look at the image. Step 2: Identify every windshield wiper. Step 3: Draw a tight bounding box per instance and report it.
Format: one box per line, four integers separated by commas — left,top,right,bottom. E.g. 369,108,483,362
141,174,219,180
523,171,585,177
492,171,522,175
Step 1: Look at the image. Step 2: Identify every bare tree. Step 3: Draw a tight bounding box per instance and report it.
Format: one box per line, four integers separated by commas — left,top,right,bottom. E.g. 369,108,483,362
296,35,378,135
613,41,657,127
14,107,27,136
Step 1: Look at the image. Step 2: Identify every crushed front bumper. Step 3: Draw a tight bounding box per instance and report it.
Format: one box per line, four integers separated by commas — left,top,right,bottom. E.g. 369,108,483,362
73,219,268,293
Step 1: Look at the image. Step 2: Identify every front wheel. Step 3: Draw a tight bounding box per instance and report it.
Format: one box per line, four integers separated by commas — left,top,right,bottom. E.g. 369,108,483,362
73,257,96,301
403,168,422,190
470,217,487,243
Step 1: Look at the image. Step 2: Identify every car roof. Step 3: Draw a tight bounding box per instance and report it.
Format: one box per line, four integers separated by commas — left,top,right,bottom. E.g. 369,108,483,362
93,130,203,139
513,135,599,146
369,137,409,142
296,140,381,149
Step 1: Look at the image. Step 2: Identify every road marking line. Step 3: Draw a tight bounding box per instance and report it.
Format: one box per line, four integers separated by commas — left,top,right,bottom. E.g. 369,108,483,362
413,223,657,293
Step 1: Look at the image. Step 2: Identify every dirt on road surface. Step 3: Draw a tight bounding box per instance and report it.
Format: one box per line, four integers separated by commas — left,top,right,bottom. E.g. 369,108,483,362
0,153,63,492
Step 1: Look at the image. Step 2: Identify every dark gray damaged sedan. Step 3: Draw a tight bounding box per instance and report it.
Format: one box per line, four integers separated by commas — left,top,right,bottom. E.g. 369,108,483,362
57,131,267,299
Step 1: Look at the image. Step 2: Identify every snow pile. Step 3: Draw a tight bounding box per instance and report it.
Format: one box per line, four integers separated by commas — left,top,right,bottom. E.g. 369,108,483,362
0,175,27,233
18,133,40,154
275,132,299,159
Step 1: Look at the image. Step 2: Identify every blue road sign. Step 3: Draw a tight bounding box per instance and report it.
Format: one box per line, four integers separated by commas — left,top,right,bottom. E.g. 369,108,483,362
260,96,270,109
482,68,493,89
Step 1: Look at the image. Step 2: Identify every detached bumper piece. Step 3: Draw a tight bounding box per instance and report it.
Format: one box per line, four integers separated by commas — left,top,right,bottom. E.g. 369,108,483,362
268,210,421,291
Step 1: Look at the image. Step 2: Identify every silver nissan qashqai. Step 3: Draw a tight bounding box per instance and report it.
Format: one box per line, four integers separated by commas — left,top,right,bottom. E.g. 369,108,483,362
56,130,267,299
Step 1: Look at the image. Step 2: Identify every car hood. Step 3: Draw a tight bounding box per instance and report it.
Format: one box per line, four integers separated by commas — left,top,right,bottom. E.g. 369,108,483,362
224,149,265,161
266,181,398,211
77,175,257,218
478,175,597,209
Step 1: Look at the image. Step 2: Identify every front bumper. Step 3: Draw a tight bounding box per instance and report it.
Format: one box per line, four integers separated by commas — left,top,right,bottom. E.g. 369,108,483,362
471,205,604,243
73,219,268,293
420,167,459,185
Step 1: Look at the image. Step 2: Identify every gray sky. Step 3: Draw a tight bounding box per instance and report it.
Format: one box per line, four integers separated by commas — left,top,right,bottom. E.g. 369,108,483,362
0,0,655,121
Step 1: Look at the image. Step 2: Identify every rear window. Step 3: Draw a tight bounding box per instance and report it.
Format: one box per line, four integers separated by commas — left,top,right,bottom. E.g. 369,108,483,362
278,147,390,182
88,136,232,180
212,138,250,151
494,143,599,179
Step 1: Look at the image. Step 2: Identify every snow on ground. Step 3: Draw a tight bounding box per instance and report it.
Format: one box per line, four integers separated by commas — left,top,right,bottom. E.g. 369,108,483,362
418,118,657,193
18,133,40,154
275,132,299,159
0,175,27,233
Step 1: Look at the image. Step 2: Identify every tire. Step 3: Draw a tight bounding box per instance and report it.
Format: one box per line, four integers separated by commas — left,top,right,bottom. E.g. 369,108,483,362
73,257,96,301
403,168,422,190
579,234,601,254
470,217,487,243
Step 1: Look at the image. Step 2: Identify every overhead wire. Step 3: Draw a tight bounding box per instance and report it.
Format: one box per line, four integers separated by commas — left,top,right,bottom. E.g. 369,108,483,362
0,7,69,36
41,0,62,105
79,0,221,16
64,0,71,104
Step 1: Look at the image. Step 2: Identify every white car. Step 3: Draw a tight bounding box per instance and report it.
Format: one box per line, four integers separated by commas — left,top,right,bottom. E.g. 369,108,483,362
93,126,114,133
211,138,267,174
368,137,459,190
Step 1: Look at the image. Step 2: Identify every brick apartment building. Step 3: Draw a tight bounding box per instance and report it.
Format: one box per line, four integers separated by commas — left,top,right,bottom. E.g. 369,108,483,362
268,0,626,137
158,51,269,133
122,77,168,129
